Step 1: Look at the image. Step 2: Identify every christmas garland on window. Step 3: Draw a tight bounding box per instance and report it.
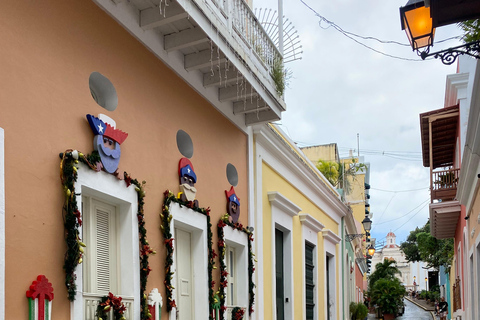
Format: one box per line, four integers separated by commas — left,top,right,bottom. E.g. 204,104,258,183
95,292,127,320
60,149,154,320
161,191,216,318
217,214,256,319
231,306,245,320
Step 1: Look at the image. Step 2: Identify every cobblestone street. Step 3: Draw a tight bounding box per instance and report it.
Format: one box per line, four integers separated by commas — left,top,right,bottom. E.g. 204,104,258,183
367,299,433,319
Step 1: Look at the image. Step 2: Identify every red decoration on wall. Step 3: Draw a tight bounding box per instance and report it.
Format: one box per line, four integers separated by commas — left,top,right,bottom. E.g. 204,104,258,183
26,275,54,320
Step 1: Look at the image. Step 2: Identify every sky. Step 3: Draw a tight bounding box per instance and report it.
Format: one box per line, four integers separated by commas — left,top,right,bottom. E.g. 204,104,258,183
252,0,465,245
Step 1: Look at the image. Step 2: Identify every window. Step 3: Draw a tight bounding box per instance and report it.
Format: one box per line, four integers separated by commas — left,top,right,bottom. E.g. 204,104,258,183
268,192,300,320
222,225,248,319
83,197,119,295
305,242,315,320
72,166,140,320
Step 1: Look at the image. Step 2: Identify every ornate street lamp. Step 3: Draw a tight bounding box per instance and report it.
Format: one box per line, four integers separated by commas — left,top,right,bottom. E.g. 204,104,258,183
367,245,376,257
346,217,373,241
400,0,480,64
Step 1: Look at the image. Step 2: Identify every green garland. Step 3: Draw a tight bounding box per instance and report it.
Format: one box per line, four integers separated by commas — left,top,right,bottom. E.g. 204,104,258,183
217,214,256,318
231,306,245,320
161,191,216,319
60,149,154,320
95,292,126,320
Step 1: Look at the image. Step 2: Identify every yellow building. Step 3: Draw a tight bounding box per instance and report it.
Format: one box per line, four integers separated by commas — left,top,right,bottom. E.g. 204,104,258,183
253,125,349,320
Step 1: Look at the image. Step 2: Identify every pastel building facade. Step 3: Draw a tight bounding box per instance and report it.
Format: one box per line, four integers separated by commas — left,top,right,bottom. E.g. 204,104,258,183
420,56,480,320
0,0,290,320
254,126,349,320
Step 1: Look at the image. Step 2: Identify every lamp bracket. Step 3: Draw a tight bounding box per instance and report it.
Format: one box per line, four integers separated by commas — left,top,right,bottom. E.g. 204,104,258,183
419,40,480,65
346,233,365,242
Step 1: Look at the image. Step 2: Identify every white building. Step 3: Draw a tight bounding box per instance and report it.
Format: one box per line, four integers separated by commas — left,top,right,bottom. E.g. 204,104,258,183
371,232,411,286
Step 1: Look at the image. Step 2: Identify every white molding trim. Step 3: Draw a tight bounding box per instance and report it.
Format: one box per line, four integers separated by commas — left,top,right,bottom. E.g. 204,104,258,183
457,60,480,214
0,127,4,320
168,202,209,320
268,191,301,217
222,226,249,316
270,192,295,320
256,125,348,224
74,163,140,320
299,214,325,233
322,229,342,245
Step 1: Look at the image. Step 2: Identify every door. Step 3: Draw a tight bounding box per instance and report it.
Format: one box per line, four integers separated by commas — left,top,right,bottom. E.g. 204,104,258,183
175,228,193,319
275,228,284,320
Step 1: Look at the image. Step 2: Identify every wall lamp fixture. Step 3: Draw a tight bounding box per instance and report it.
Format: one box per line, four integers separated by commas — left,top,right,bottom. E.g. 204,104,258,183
400,0,480,65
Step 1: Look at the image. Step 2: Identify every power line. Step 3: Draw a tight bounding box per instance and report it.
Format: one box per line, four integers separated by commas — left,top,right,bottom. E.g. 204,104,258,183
371,187,429,193
298,0,460,62
374,198,430,225
373,199,430,242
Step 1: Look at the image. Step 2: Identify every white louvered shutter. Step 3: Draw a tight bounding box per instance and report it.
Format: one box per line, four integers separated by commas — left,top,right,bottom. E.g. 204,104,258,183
83,198,118,295
95,207,112,293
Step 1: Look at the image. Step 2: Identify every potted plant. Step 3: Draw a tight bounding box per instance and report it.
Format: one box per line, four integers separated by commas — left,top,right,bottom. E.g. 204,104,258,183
349,302,369,320
369,278,406,320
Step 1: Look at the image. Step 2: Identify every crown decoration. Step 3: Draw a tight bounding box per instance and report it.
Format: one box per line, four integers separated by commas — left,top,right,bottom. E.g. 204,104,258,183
225,186,240,206
86,114,128,145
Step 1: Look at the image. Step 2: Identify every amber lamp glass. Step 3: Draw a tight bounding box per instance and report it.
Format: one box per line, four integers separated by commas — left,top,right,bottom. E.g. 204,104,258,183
367,246,375,256
400,0,435,50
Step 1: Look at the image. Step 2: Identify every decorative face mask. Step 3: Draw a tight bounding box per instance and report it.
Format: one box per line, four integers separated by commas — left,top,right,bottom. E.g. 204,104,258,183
87,114,128,174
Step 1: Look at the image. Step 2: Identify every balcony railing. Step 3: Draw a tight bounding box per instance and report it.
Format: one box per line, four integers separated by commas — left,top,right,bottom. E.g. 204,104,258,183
84,294,134,320
431,168,460,202
452,277,461,311
229,0,282,73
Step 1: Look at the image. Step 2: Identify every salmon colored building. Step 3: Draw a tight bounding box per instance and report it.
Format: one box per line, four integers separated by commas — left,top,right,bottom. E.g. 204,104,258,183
0,0,287,319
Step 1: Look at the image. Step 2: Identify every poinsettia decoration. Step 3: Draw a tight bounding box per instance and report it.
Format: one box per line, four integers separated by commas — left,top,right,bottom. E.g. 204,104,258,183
217,214,256,319
95,292,127,320
161,190,216,318
60,149,154,320
231,307,245,320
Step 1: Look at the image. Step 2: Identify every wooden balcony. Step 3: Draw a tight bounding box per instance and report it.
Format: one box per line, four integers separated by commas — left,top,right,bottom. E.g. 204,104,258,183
431,168,460,202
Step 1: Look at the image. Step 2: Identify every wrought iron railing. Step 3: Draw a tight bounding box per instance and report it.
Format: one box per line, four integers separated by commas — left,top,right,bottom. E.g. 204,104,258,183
84,294,134,320
230,0,282,72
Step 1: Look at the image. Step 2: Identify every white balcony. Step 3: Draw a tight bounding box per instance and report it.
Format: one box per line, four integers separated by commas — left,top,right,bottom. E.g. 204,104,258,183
84,294,134,320
93,0,286,127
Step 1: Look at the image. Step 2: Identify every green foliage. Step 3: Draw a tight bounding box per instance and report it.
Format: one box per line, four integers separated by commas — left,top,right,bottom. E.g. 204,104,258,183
349,302,369,320
316,160,340,186
459,19,480,43
316,157,367,194
369,278,406,315
399,224,429,262
400,220,454,272
271,58,286,96
368,259,402,292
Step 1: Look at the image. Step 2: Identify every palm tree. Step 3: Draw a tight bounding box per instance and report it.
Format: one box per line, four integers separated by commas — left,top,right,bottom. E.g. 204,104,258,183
368,258,402,292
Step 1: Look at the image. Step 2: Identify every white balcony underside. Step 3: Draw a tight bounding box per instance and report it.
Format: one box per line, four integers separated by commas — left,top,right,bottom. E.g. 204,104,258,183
92,0,285,128
429,200,461,239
